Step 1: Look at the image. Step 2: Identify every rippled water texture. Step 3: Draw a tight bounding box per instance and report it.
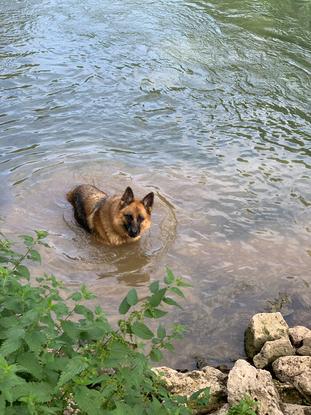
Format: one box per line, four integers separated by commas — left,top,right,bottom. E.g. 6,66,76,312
1,0,310,368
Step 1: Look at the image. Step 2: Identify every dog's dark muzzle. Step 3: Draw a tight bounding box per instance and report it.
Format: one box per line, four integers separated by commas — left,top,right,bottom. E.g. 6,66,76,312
125,223,140,238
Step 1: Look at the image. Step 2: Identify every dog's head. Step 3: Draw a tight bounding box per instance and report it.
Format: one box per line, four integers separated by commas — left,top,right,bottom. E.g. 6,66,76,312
113,187,154,239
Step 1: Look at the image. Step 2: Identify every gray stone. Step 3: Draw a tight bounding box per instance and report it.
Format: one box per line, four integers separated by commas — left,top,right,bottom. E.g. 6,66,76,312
273,356,311,402
227,359,283,415
282,403,311,415
152,366,227,413
253,337,295,368
289,326,311,347
297,337,311,356
245,312,289,358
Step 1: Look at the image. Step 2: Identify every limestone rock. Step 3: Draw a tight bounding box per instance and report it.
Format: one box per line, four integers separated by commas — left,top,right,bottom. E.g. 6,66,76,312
297,337,311,356
273,356,311,402
274,379,305,405
253,337,295,368
245,312,289,358
289,326,311,347
152,366,227,412
282,403,311,415
210,404,230,415
227,359,283,415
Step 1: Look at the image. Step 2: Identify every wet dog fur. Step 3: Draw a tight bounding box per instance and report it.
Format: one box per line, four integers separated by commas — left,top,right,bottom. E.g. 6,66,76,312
66,185,154,246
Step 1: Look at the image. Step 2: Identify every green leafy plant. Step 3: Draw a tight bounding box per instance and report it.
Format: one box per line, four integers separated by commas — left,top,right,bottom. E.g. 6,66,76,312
0,231,209,414
227,396,258,415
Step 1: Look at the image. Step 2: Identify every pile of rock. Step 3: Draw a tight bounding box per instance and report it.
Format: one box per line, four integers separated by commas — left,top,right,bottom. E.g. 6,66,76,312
154,312,311,414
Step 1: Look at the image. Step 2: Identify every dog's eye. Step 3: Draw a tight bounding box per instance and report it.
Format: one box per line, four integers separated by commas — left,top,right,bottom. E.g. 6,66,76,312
125,214,133,222
137,215,144,223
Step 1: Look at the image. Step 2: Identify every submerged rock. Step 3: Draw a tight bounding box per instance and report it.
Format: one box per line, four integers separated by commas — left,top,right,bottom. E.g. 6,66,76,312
253,337,295,369
245,312,289,358
227,359,283,415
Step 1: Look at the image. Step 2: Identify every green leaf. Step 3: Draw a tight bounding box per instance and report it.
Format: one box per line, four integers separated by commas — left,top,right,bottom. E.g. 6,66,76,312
157,325,166,339
20,235,34,247
131,322,154,340
17,352,43,380
74,386,103,415
170,286,185,298
149,349,163,362
119,296,130,315
149,288,166,307
71,292,82,302
35,230,48,240
144,308,167,319
149,281,160,293
74,304,94,320
176,277,192,287
126,288,138,306
15,265,30,280
162,296,182,309
163,342,175,352
14,381,53,403
57,356,89,388
28,249,41,263
24,331,46,355
164,268,175,284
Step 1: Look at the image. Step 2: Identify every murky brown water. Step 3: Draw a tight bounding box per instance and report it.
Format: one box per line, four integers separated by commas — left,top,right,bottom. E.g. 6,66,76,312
1,0,310,368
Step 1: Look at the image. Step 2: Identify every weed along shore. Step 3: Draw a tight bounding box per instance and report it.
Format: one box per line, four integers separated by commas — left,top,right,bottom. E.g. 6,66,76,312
0,231,310,414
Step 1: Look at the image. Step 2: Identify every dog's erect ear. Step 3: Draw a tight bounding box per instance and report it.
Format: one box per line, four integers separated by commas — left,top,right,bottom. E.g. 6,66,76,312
120,186,134,207
142,192,154,213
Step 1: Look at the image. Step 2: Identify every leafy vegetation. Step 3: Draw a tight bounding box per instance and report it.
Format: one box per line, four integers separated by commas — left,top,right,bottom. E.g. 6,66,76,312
0,231,210,414
227,396,257,415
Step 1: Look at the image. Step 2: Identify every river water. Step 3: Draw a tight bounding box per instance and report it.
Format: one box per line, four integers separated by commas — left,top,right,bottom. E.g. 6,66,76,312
1,0,310,368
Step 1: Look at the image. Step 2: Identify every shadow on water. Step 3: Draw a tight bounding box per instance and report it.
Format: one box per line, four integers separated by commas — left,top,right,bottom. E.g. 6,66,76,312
0,0,310,368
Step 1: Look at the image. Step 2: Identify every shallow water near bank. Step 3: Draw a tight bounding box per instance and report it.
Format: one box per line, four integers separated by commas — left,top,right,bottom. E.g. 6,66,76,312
1,0,310,368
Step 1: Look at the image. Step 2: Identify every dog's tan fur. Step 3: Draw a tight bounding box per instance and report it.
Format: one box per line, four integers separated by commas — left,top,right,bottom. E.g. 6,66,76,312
66,184,154,246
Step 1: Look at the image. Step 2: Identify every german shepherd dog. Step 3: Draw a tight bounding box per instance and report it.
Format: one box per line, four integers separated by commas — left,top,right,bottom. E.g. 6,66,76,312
66,185,154,246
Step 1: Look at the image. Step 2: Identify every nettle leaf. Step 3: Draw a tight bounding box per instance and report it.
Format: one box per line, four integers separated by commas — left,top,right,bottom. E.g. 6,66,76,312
20,235,34,247
74,386,103,415
149,281,160,294
71,292,82,302
163,296,182,309
28,249,41,263
17,352,43,380
157,325,166,339
24,331,47,355
57,356,89,388
119,296,130,315
61,320,80,340
0,336,23,357
74,304,94,321
149,288,166,307
126,288,138,306
144,308,167,319
131,322,154,340
15,265,30,280
149,349,163,362
35,230,48,240
164,268,175,284
14,381,53,403
170,286,185,298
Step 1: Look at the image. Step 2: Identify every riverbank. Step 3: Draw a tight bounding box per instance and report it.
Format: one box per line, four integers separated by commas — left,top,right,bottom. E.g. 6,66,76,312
154,312,311,414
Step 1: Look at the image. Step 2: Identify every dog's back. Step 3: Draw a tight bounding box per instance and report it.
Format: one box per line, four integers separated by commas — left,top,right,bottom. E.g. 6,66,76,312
66,185,107,232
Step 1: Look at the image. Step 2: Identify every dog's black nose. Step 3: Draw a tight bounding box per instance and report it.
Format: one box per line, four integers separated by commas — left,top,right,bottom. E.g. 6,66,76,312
129,229,139,238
